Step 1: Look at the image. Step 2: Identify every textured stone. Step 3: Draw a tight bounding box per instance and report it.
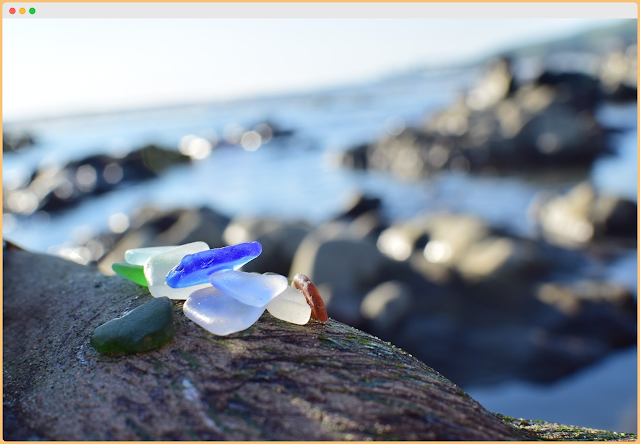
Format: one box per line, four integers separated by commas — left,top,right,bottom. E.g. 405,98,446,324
111,262,148,287
90,297,174,355
183,286,265,336
144,241,209,299
166,241,262,288
209,270,288,307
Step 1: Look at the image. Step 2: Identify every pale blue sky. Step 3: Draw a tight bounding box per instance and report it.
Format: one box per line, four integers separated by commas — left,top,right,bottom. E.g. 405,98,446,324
2,18,623,120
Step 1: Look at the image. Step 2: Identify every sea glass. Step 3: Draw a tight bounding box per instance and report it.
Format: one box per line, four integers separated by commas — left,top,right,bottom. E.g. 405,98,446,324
266,286,311,325
125,246,179,266
144,241,210,299
183,286,265,336
91,297,174,354
166,242,262,289
209,270,287,307
111,262,148,286
292,273,329,322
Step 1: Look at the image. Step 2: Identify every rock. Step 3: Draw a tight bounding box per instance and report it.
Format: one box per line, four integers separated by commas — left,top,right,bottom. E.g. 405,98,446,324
90,297,174,355
290,230,387,326
111,262,148,286
465,57,516,111
333,191,382,221
348,211,388,241
455,236,540,284
209,270,287,307
377,216,430,261
361,281,412,331
144,242,210,299
340,55,616,179
536,280,637,346
266,286,311,325
166,242,262,288
530,182,637,247
3,131,35,152
378,213,547,288
4,248,535,441
598,44,637,102
500,415,636,441
223,218,311,276
97,206,230,273
3,144,191,215
183,287,266,336
153,206,230,249
291,234,385,293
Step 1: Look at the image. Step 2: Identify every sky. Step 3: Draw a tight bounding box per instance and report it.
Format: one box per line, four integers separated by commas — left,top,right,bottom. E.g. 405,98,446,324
2,17,624,121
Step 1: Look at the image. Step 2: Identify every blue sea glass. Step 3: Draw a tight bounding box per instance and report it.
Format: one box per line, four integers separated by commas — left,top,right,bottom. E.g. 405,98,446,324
166,241,262,288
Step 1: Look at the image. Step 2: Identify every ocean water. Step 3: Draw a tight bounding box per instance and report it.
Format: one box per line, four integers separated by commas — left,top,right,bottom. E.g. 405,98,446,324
3,69,637,432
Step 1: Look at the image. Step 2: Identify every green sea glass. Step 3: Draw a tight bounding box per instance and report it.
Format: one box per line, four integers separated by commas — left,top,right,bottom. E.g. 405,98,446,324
112,262,148,287
91,297,174,355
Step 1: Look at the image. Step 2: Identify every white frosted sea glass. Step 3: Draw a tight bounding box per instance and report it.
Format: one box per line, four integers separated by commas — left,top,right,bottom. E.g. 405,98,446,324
209,270,288,307
144,242,209,299
183,286,265,336
266,286,311,325
125,246,179,266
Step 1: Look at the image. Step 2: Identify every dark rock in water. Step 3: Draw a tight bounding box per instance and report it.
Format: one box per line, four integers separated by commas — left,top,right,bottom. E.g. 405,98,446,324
222,217,311,277
597,45,637,103
338,211,638,386
529,182,637,248
534,71,602,111
3,144,190,216
91,205,230,272
4,249,531,441
91,297,174,355
360,280,413,331
536,281,637,345
341,56,620,179
333,191,382,221
3,131,35,153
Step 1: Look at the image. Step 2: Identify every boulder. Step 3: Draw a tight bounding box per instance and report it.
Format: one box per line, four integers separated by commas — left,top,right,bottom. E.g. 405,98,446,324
361,281,413,332
223,217,312,276
4,247,528,441
97,206,230,273
530,182,637,248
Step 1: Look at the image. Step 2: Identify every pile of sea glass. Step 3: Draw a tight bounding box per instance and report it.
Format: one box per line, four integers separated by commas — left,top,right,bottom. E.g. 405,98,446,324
112,241,328,336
